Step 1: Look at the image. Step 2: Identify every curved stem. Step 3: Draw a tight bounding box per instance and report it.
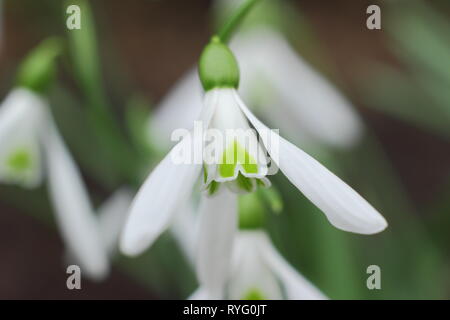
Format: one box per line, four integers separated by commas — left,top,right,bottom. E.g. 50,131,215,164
217,0,262,43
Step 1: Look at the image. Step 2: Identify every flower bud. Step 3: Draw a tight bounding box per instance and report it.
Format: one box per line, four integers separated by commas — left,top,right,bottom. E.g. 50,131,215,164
239,192,266,229
198,36,240,91
15,38,62,93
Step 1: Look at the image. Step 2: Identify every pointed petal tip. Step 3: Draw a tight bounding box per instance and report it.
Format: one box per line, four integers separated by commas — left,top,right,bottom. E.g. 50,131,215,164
361,216,388,235
335,213,388,235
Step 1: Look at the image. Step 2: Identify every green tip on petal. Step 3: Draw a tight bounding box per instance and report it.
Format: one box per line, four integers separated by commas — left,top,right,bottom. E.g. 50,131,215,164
16,37,63,93
239,191,266,229
219,140,259,179
198,37,240,91
242,288,266,300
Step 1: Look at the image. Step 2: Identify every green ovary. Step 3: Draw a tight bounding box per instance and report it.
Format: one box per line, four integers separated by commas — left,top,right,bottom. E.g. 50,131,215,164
219,140,258,178
7,149,32,173
242,288,266,300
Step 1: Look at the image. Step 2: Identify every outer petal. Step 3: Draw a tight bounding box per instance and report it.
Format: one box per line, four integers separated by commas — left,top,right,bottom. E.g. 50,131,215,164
232,28,363,149
0,89,45,188
120,136,202,256
97,188,134,255
148,68,203,149
256,232,327,300
229,231,283,300
121,91,219,256
235,93,387,234
44,117,109,280
196,189,237,300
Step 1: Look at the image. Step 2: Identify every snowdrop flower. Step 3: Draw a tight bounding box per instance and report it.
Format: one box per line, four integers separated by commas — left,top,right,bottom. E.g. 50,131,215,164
193,229,327,300
98,185,199,265
191,190,326,300
148,12,362,150
229,231,326,300
121,35,387,258
0,88,109,279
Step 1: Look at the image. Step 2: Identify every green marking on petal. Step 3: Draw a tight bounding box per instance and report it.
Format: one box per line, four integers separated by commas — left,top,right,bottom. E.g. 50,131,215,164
242,288,266,300
219,140,258,178
7,149,32,172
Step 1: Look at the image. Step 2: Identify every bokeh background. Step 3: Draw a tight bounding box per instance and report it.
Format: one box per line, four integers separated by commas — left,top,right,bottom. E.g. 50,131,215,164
0,0,449,299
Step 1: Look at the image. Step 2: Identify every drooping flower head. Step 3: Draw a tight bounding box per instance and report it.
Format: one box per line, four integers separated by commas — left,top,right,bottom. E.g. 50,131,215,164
0,39,110,279
121,29,387,258
192,191,328,300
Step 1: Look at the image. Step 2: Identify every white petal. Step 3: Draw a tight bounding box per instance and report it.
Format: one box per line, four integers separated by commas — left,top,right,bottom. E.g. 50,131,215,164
229,231,283,300
196,189,237,299
44,118,109,280
0,89,45,188
148,68,203,150
120,92,219,256
97,188,134,255
120,137,201,256
235,93,387,234
256,232,327,300
232,28,363,149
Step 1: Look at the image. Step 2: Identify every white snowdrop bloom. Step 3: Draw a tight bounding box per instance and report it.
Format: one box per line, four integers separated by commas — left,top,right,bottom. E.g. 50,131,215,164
0,88,109,279
148,30,362,150
193,228,327,300
121,36,386,260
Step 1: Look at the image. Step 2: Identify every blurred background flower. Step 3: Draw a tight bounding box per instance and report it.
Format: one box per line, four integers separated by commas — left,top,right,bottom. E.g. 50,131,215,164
0,0,449,299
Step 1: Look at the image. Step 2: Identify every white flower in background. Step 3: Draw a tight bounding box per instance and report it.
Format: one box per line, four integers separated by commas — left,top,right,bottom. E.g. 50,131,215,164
229,231,327,300
190,190,326,300
121,37,387,258
0,88,109,279
149,29,362,151
193,226,327,300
